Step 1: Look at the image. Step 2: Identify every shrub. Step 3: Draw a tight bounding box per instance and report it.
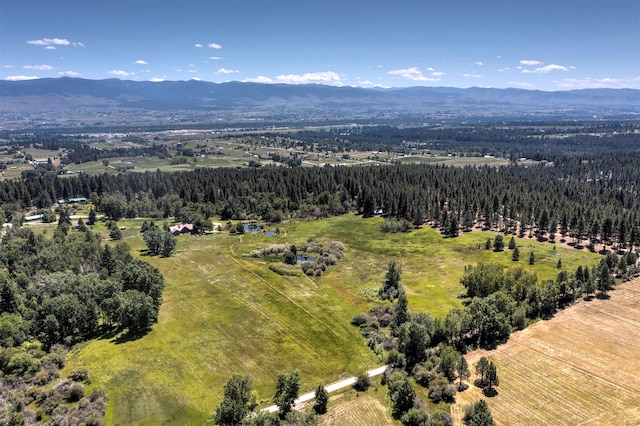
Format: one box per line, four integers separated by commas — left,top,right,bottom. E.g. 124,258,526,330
67,366,90,383
353,372,371,392
268,264,303,277
428,377,456,403
350,313,370,326
283,251,297,265
66,382,85,402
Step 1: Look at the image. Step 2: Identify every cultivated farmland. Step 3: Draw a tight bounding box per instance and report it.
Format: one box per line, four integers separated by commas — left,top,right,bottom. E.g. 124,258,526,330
454,278,640,425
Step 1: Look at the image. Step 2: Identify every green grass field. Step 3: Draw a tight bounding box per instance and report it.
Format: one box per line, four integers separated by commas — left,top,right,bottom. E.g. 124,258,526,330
65,214,600,425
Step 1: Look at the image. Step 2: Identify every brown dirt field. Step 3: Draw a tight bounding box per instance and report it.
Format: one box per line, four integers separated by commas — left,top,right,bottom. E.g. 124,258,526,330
319,394,394,426
452,277,640,426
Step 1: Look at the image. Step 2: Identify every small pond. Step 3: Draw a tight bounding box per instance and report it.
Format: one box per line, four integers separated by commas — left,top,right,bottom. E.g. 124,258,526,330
264,232,277,237
296,255,317,263
244,224,260,233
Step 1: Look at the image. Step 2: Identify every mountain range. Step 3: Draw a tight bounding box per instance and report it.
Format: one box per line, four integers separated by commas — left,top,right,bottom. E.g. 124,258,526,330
1,77,639,116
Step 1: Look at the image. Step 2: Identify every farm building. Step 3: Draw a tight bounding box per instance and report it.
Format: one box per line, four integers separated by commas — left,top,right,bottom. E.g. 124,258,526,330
169,224,193,235
58,197,88,204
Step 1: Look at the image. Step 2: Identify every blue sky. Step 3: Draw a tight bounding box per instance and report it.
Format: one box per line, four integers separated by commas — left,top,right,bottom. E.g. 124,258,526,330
1,0,639,90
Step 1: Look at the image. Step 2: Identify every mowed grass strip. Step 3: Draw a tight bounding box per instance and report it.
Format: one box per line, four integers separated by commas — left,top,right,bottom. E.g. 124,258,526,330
66,214,600,425
454,278,640,426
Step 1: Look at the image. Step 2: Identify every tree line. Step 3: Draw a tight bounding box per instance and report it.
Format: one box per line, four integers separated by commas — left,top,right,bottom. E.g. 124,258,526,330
1,153,640,251
351,252,639,424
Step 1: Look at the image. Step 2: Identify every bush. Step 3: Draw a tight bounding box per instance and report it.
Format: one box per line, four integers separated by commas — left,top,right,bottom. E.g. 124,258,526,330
283,251,297,265
401,408,429,426
350,313,370,326
268,263,304,277
353,372,371,392
66,382,85,402
67,366,90,383
428,377,456,403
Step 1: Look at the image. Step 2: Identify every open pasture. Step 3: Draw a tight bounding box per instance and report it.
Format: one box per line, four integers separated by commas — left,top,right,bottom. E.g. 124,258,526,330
66,214,601,425
454,278,640,425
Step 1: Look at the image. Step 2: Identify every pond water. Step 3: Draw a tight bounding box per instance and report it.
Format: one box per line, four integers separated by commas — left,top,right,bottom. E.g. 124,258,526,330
264,232,277,237
296,255,316,263
244,224,260,233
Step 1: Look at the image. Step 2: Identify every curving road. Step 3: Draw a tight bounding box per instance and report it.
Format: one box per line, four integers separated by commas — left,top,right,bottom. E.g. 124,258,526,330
262,365,388,413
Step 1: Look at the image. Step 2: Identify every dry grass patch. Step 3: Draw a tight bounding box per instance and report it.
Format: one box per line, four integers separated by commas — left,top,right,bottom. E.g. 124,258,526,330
319,394,394,426
454,278,640,426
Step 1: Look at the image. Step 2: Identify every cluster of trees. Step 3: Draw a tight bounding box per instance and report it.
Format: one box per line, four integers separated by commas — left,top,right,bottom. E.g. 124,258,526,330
0,222,165,425
251,241,345,277
213,371,317,426
0,225,165,348
354,251,634,423
1,151,639,253
354,249,639,423
474,357,499,395
141,221,177,257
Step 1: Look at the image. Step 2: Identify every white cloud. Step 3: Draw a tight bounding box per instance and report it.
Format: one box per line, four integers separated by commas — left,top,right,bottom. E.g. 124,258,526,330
431,71,446,77
388,67,439,82
523,64,568,74
426,67,434,71
194,43,203,48
243,76,274,83
554,76,640,90
107,70,135,77
208,56,223,60
3,65,14,69
27,38,70,46
58,71,81,76
135,60,148,65
520,60,542,66
498,68,510,72
150,77,165,82
463,73,482,78
190,77,201,81
509,81,536,89
26,38,83,49
473,61,484,66
6,75,39,81
276,71,342,84
216,68,239,74
208,43,222,49
355,79,390,88
24,64,54,71
189,70,198,73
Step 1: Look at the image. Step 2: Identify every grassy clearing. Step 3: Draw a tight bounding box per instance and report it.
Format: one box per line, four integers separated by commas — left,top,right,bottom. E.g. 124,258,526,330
453,278,640,425
65,214,600,425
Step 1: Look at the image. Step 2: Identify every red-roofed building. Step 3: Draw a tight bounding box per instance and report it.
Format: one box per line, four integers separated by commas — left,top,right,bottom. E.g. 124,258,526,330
169,224,194,235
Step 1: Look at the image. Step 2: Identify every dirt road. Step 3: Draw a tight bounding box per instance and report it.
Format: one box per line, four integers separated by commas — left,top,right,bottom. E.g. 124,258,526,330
262,365,388,413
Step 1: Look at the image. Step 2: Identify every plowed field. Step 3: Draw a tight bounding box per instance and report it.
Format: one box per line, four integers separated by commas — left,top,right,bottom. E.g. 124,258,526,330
454,278,640,425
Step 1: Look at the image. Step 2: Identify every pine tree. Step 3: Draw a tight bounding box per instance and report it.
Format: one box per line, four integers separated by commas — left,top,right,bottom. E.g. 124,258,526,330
313,385,329,415
512,246,520,261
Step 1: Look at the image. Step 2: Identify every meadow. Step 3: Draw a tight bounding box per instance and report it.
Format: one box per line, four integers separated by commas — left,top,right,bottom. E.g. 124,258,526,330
453,277,640,425
64,214,601,425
